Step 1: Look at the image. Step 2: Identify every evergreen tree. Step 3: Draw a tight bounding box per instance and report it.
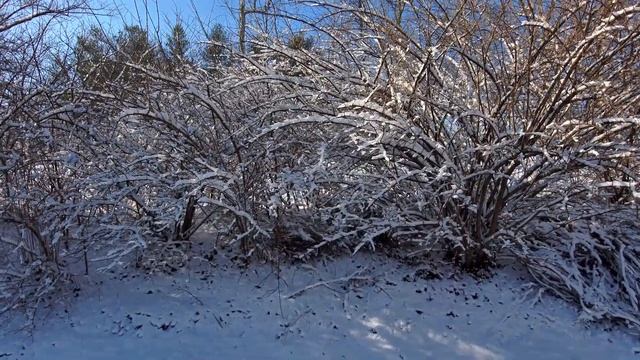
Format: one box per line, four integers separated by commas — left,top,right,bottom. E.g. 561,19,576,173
75,26,115,90
75,25,159,90
166,21,190,67
116,25,157,66
203,24,229,70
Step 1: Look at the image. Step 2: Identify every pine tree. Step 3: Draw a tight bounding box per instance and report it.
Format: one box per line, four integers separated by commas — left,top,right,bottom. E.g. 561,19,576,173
116,25,157,66
75,26,115,90
203,24,229,70
75,25,159,90
166,21,190,67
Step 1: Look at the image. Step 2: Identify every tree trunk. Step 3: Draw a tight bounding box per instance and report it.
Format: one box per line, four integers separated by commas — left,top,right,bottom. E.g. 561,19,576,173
239,0,246,53
180,196,197,241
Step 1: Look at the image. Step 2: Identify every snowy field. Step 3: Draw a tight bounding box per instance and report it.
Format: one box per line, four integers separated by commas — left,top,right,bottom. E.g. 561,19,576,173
2,251,638,360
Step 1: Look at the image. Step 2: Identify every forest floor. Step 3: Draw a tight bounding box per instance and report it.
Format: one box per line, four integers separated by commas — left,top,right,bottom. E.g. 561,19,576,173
1,235,639,360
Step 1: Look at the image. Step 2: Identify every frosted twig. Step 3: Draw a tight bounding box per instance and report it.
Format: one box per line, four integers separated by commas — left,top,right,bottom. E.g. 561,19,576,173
285,267,370,299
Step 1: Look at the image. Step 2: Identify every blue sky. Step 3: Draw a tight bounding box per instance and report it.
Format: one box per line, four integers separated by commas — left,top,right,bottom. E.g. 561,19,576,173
76,0,313,47
94,0,236,36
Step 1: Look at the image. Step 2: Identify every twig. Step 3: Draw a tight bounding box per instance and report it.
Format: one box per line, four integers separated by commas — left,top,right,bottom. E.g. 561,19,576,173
285,267,369,299
176,285,224,328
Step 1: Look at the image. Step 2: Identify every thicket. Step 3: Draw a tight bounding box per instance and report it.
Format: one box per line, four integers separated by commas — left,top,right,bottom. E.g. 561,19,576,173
1,0,639,331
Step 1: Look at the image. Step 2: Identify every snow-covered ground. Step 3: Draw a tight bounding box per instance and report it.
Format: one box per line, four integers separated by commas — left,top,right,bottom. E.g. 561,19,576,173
1,252,638,360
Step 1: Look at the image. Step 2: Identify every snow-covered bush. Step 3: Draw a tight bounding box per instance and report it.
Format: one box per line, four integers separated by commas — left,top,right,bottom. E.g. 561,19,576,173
0,0,93,315
193,0,639,267
1,0,638,332
520,209,640,330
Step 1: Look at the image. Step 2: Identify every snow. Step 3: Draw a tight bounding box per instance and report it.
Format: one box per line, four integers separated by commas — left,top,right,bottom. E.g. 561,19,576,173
1,246,638,360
